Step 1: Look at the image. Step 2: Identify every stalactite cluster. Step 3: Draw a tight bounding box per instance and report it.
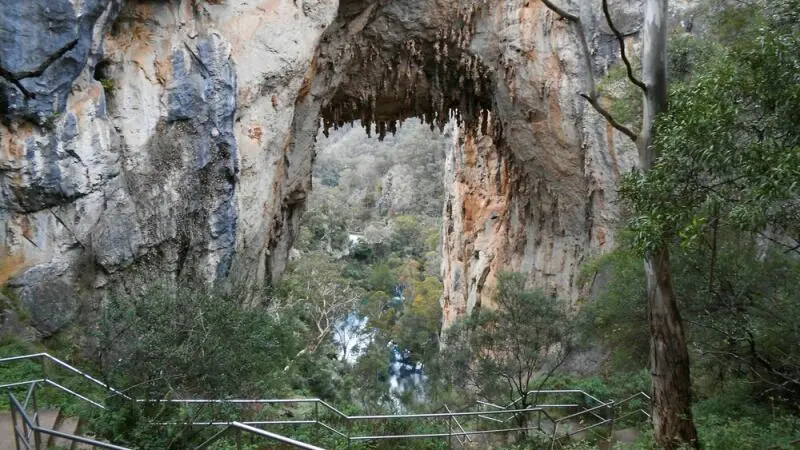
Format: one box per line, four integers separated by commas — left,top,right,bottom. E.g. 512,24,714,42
319,0,497,141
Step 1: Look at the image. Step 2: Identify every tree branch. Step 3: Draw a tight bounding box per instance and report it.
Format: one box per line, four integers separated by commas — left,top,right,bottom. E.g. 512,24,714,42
580,94,639,141
540,0,579,21
540,1,639,143
602,0,648,92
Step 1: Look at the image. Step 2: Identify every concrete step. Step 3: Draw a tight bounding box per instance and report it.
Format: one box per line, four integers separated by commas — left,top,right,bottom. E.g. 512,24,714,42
74,434,113,450
596,427,641,449
613,427,640,444
0,412,15,450
50,416,80,449
0,409,60,450
0,408,114,450
36,409,61,431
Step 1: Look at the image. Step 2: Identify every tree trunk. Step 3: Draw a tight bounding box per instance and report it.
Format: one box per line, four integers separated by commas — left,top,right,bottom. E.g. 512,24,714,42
645,247,698,449
640,1,699,448
639,0,669,172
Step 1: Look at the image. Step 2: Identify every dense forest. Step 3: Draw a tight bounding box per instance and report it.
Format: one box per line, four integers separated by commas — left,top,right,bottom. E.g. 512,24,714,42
1,0,799,448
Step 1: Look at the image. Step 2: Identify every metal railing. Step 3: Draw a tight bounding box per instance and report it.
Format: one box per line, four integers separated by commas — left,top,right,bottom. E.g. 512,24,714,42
613,391,652,422
4,382,331,450
7,382,129,450
0,353,130,401
0,353,325,449
195,422,325,450
476,389,653,449
444,404,472,447
1,353,652,449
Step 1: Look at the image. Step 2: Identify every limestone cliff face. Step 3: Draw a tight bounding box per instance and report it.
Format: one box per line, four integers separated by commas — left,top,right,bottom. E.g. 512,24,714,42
0,0,695,337
0,0,337,336
440,1,642,328
439,0,696,327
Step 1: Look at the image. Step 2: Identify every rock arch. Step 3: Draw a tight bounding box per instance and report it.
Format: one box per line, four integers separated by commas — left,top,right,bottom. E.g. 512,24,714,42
0,0,672,335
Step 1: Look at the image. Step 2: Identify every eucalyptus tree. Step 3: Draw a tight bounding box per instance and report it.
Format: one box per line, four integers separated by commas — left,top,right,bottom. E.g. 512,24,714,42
623,0,800,400
538,0,698,446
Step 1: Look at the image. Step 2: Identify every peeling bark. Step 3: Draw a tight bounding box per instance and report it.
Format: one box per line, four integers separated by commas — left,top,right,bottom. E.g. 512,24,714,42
640,1,699,447
645,247,698,448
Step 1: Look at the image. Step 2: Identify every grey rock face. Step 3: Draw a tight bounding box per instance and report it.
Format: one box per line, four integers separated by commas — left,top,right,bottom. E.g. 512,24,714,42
0,0,121,124
1,0,337,337
0,293,36,342
160,34,239,278
9,264,79,338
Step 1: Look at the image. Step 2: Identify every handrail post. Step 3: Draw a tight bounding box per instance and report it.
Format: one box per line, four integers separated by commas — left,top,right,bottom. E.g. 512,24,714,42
9,394,22,450
346,417,352,449
32,384,42,449
550,421,559,450
32,384,40,427
448,414,453,449
235,427,242,450
33,424,42,450
537,408,542,432
608,400,615,446
313,401,319,444
39,355,47,382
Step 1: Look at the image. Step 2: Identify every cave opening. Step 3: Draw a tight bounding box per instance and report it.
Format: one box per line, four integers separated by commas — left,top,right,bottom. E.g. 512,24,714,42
286,116,456,405
285,0,508,403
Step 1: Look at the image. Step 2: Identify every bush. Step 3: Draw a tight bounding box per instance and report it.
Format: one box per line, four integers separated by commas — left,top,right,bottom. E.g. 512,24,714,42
95,282,301,399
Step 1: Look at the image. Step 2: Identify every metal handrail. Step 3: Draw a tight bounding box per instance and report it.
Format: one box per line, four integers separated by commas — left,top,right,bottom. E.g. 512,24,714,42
348,408,561,442
193,422,324,450
1,352,651,449
474,388,652,447
485,389,608,425
612,391,652,422
8,392,131,450
445,404,472,446
0,353,130,399
6,382,562,448
616,391,651,405
501,389,607,410
1,378,108,410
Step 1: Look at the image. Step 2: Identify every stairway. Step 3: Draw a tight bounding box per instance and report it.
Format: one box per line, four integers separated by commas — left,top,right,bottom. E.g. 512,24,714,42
0,408,104,450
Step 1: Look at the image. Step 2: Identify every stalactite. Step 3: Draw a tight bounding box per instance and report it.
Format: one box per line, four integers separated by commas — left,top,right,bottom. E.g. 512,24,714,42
317,0,496,141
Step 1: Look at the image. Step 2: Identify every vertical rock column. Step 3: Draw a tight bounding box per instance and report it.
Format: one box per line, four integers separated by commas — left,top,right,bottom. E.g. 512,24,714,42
440,0,641,327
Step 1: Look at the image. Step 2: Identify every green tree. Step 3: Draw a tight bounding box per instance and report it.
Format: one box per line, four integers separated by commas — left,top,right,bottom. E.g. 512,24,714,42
617,3,799,420
278,255,366,355
96,282,300,399
368,263,397,294
578,246,649,371
440,273,572,423
389,215,424,256
91,281,306,448
622,0,800,256
582,230,800,414
395,277,443,362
